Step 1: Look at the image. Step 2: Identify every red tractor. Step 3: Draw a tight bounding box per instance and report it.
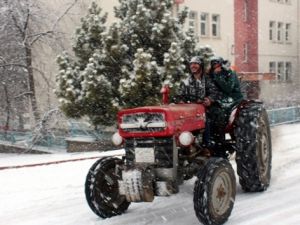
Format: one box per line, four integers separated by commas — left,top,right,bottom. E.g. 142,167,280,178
84,85,272,225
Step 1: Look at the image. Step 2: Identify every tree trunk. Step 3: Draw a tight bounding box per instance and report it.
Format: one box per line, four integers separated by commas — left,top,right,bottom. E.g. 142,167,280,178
25,42,39,123
3,83,10,138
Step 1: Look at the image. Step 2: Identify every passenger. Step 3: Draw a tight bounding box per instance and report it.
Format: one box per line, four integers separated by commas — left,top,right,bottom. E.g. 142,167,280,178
204,56,243,157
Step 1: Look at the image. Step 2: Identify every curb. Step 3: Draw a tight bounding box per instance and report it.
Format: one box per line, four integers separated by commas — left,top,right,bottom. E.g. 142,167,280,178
0,155,121,171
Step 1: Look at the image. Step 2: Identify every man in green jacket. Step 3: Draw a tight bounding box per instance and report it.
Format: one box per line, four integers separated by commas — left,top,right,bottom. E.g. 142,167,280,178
204,56,243,157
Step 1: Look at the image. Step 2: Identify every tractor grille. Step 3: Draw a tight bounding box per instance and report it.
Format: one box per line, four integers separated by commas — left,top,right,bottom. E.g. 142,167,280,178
120,112,166,133
124,137,174,168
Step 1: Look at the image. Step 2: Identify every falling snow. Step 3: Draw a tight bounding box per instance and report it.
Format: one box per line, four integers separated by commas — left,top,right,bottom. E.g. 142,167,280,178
0,123,300,225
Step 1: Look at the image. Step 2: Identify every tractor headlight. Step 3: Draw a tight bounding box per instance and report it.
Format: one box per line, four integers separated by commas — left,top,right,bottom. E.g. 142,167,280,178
112,132,123,146
178,131,195,146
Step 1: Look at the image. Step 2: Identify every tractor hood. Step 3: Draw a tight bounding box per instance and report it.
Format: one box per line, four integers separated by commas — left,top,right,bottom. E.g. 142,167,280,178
118,103,206,138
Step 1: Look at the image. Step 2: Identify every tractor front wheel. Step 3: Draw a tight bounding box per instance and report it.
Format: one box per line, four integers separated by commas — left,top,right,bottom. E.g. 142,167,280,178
85,157,130,218
193,158,236,225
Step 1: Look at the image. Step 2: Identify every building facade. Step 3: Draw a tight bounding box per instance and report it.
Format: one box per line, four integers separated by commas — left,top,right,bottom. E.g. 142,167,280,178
28,0,300,128
178,0,300,106
180,0,235,63
258,0,300,106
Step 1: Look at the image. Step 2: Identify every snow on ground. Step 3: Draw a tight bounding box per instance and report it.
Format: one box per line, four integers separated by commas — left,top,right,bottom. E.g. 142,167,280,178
0,123,300,225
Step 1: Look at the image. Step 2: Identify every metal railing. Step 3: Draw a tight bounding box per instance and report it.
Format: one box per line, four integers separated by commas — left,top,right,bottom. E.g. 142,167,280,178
267,106,300,126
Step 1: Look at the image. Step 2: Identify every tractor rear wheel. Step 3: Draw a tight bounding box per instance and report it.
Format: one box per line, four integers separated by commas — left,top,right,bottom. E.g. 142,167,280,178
234,104,272,192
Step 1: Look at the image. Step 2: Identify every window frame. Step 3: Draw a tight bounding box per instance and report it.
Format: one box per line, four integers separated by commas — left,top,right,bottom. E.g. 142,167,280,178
188,10,198,37
277,61,284,81
211,14,220,38
285,62,292,81
243,43,248,63
269,21,276,42
269,61,276,74
243,0,249,22
200,12,209,37
277,22,284,42
285,23,291,43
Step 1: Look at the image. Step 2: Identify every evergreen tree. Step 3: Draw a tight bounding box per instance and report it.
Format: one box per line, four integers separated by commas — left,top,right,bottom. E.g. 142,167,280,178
163,42,185,87
120,48,161,107
99,23,132,106
73,1,107,67
56,0,213,127
56,52,83,118
56,1,117,126
195,45,215,71
80,52,117,126
112,0,197,107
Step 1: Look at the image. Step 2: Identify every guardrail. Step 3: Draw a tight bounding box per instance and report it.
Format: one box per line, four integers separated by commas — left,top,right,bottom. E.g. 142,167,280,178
267,106,300,126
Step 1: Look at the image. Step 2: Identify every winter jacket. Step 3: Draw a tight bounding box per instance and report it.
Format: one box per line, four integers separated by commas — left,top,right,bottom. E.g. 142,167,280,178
207,69,243,111
177,74,206,103
204,69,243,154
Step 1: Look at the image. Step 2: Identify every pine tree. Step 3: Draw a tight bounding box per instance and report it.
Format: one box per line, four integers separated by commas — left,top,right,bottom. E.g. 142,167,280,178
120,48,161,107
56,52,83,118
113,0,197,107
56,0,213,127
56,1,117,126
80,52,117,126
195,45,215,71
73,1,107,67
163,42,185,87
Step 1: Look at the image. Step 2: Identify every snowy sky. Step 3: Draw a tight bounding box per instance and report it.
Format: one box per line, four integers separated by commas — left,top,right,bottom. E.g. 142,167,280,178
1,123,300,225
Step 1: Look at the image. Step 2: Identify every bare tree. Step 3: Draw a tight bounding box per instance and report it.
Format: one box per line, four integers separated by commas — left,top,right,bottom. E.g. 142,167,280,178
0,0,78,128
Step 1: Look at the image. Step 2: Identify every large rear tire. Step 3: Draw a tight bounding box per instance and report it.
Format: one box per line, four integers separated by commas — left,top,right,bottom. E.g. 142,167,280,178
85,157,130,218
194,158,236,225
234,103,272,192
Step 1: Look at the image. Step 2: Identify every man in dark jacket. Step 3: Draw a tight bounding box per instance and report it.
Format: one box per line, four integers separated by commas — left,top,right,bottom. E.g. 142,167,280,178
204,56,243,157
177,56,206,103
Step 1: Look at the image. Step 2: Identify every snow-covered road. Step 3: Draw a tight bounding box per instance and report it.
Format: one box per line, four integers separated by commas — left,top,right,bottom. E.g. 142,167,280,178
1,123,300,225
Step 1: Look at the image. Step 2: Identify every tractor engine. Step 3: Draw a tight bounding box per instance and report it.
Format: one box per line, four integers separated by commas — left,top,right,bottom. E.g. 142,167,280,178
111,104,206,202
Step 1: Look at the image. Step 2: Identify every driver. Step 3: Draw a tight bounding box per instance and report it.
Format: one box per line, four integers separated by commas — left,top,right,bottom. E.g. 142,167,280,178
177,56,206,103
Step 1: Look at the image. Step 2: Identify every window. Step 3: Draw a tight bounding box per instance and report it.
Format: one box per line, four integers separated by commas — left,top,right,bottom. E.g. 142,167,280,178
211,14,220,37
270,0,290,4
269,61,276,74
277,22,283,42
277,62,284,80
200,13,209,36
189,11,196,20
269,21,276,41
243,43,248,62
285,23,291,42
285,62,292,81
188,11,198,36
243,0,249,21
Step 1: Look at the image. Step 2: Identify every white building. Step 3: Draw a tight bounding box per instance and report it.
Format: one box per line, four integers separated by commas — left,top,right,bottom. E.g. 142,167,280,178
33,0,300,118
